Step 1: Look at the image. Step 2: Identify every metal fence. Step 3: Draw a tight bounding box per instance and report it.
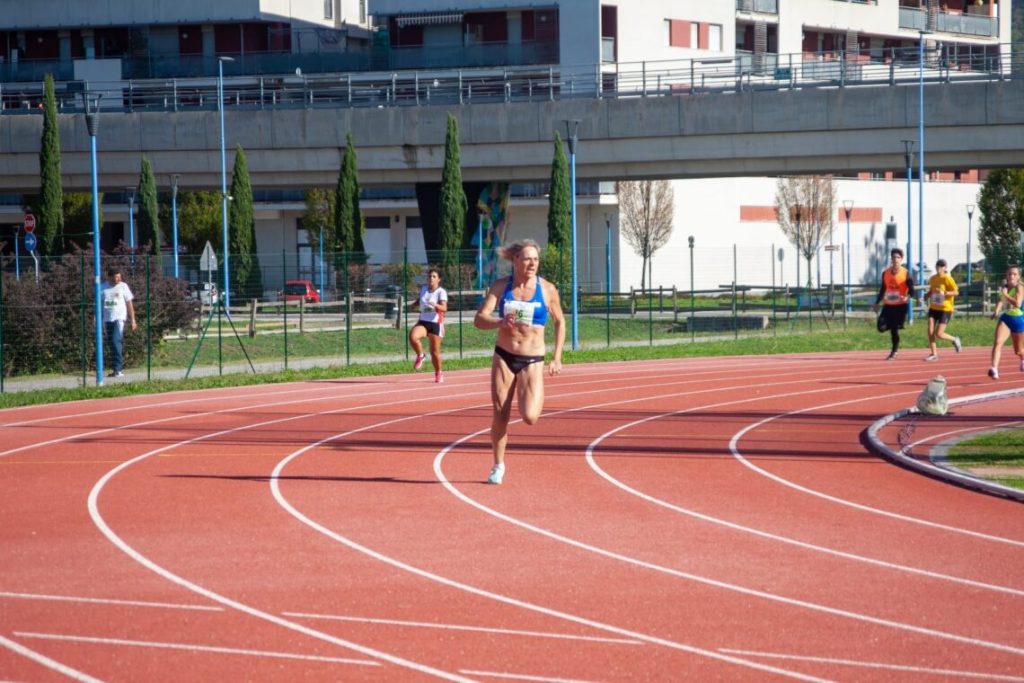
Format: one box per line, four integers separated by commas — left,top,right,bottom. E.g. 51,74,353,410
0,244,1004,391
1,43,1019,114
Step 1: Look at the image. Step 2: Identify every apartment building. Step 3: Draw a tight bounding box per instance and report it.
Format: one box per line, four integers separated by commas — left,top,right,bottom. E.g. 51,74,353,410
368,0,1008,290
0,1,1011,291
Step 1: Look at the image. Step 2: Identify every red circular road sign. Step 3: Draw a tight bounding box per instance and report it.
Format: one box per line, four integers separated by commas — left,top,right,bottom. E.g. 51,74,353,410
23,213,36,233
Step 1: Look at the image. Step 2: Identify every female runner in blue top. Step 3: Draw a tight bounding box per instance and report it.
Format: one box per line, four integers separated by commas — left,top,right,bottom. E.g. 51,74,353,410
473,239,565,485
987,265,1024,380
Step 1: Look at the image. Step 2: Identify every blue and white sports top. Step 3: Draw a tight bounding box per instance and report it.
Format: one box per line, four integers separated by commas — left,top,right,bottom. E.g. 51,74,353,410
498,276,548,327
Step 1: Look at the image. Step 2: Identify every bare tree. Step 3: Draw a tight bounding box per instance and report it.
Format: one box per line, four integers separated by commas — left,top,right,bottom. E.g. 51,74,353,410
617,179,675,289
774,175,837,290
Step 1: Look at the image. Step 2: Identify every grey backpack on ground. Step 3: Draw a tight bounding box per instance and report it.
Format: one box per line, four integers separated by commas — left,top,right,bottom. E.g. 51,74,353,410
916,375,948,416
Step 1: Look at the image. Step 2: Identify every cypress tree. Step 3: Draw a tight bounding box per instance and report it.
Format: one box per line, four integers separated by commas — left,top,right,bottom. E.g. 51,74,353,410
228,145,255,299
438,114,467,285
137,157,162,254
544,132,572,289
334,133,365,257
39,74,64,255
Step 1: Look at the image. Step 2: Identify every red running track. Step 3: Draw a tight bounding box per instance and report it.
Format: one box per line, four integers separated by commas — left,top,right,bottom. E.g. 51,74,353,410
1,348,1023,682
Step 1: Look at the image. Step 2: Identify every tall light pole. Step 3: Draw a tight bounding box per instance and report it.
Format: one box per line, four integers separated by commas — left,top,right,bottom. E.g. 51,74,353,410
476,209,484,289
170,174,180,278
902,139,915,323
966,204,975,287
218,55,234,311
81,91,105,386
604,213,612,308
917,30,931,313
125,186,136,253
843,199,854,313
564,119,580,351
319,224,325,302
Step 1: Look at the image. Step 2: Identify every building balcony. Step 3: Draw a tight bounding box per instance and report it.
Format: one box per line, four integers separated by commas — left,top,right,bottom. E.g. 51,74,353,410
898,7,998,37
387,41,557,70
735,0,779,14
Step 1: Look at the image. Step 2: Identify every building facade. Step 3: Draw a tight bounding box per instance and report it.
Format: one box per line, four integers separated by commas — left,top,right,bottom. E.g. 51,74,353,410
0,0,1013,294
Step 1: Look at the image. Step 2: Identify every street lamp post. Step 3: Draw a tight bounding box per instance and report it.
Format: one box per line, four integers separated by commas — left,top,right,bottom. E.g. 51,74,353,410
564,119,580,351
843,200,854,313
170,174,180,278
966,204,975,287
319,225,325,302
917,30,931,314
81,91,105,385
476,210,484,290
604,213,612,308
902,139,915,323
125,187,136,253
218,55,235,311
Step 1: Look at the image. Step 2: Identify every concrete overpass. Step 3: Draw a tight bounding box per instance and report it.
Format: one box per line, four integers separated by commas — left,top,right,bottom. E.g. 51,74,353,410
0,77,1022,192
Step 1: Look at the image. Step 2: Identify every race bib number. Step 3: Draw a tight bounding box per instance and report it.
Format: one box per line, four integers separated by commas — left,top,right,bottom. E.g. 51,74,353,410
504,299,538,325
930,291,946,305
884,290,902,303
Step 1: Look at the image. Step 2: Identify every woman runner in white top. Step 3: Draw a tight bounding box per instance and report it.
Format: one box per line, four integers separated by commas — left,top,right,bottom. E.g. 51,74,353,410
408,267,448,383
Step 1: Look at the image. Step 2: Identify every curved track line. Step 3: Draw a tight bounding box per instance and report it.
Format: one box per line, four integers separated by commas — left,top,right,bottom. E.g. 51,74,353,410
433,424,1024,659
84,388,512,681
0,633,101,683
727,391,1024,547
583,405,1024,596
269,417,829,682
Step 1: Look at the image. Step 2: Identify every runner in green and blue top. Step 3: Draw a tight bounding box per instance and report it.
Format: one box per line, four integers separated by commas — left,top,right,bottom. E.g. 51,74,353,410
987,265,1024,380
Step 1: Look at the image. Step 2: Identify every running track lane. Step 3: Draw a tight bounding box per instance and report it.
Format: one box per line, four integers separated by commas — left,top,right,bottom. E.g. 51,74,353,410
1,349,1022,681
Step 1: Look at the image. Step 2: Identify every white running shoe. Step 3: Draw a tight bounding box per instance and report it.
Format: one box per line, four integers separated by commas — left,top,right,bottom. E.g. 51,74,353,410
435,371,444,384
412,354,425,370
886,351,898,361
988,367,999,380
487,463,505,485
923,354,938,362
953,337,962,353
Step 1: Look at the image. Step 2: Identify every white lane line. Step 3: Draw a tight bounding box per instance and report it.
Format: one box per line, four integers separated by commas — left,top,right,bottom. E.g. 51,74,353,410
272,405,831,680
436,431,1024,659
584,389,1024,596
13,632,378,667
719,648,1024,681
86,387,513,682
459,669,600,683
0,591,222,611
282,613,642,645
727,387,1024,548
0,634,101,683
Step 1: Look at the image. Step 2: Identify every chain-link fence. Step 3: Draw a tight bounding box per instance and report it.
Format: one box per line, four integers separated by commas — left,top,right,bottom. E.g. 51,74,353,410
0,243,1003,391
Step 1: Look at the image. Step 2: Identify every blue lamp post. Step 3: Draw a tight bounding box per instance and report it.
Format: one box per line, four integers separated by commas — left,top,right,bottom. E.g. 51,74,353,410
917,30,931,311
966,204,975,287
218,55,234,311
564,119,580,351
81,91,105,385
319,226,325,302
902,139,915,323
476,210,484,290
170,174,180,278
605,213,612,308
125,186,136,253
843,200,853,313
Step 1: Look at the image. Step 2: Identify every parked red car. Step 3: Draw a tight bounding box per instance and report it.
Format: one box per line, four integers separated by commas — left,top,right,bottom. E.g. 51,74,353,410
279,279,321,303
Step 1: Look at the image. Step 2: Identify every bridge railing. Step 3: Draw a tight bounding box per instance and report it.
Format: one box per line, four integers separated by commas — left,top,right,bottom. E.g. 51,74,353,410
0,44,1019,114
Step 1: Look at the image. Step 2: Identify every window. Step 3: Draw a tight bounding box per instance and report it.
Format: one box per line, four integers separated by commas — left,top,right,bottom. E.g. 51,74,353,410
690,23,698,48
324,0,333,20
708,24,722,51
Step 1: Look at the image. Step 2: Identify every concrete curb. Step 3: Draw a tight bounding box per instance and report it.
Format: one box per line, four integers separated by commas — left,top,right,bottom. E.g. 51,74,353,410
865,388,1024,503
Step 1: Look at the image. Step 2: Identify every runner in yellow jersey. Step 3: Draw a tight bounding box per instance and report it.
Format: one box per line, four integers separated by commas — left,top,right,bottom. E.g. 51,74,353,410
923,259,961,362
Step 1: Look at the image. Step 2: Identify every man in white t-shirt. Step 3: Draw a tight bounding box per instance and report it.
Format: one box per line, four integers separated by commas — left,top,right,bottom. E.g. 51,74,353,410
102,267,137,378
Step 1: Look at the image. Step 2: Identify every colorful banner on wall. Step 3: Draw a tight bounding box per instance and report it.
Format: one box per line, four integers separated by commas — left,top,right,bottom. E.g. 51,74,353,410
472,182,510,286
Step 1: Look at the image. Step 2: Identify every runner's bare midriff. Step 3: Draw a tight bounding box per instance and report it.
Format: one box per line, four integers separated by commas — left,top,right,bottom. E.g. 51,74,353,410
496,323,545,357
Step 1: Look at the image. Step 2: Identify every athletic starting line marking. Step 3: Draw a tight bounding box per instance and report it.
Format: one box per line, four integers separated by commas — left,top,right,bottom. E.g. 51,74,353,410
282,612,642,645
0,591,221,611
718,648,1024,681
13,632,380,667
